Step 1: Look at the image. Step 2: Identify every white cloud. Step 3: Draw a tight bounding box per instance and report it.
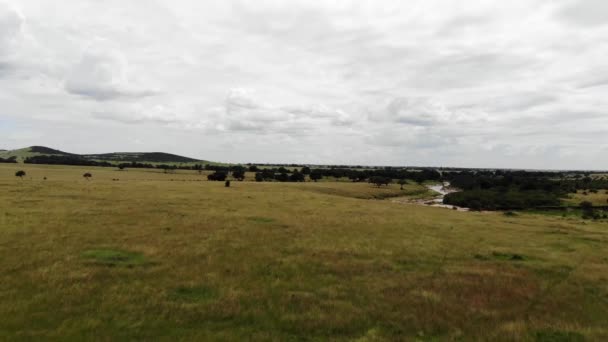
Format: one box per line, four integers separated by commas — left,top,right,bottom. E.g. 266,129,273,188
64,40,157,100
1,0,608,169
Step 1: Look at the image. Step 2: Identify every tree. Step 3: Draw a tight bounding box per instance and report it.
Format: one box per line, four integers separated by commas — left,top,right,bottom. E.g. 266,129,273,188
255,172,264,182
15,170,26,179
301,166,311,175
248,165,259,172
398,178,408,190
83,172,92,180
232,169,246,181
370,176,391,187
309,170,323,182
275,172,289,182
580,201,595,219
289,171,305,182
208,171,227,181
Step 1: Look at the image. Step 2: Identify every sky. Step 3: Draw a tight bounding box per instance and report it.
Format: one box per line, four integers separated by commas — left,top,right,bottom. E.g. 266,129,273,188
1,0,607,169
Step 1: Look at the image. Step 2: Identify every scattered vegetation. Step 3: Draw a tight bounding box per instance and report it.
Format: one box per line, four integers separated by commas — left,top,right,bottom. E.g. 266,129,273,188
169,285,218,303
0,163,607,340
81,248,149,267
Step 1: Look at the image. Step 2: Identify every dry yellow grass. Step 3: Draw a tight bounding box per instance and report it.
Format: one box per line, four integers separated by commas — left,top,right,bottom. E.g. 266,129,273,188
564,190,608,206
1,163,607,340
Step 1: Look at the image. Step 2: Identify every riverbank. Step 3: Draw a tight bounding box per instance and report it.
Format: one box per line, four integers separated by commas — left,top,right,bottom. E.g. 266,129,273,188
392,182,469,211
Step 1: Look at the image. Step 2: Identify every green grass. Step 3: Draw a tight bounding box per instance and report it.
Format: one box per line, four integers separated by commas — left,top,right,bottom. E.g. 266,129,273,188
82,248,150,267
169,285,219,303
1,163,608,340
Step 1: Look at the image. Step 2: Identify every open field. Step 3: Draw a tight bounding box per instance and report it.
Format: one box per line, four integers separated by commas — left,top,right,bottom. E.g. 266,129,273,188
564,190,608,207
1,164,608,340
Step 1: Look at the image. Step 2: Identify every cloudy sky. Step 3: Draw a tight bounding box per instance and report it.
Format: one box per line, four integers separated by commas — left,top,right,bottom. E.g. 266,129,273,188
1,0,607,169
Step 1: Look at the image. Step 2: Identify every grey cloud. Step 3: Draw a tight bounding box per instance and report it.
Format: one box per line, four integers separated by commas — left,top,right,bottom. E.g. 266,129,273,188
282,104,353,126
366,126,457,149
486,93,558,112
383,97,450,126
556,0,608,27
223,88,353,133
0,2,22,56
92,104,178,125
374,97,486,127
3,0,608,169
412,52,537,90
434,14,491,37
575,70,608,89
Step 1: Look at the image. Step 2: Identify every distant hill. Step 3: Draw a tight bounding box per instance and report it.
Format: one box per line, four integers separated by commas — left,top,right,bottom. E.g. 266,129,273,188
83,152,198,163
0,146,208,164
29,146,76,155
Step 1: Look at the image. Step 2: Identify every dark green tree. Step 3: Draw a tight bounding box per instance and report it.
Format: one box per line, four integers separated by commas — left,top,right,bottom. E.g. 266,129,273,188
309,170,323,182
208,171,228,181
289,171,305,182
369,176,391,187
255,172,264,182
232,169,246,181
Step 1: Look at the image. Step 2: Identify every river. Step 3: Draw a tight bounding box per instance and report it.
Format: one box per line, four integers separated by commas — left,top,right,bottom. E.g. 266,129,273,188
392,182,468,211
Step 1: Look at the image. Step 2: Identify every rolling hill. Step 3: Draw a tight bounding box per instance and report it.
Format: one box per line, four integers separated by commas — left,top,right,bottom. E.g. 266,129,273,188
0,146,208,164
83,152,198,163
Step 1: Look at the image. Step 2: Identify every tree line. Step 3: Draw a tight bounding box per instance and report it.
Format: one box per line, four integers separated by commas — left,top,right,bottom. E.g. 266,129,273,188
0,156,18,163
442,170,608,210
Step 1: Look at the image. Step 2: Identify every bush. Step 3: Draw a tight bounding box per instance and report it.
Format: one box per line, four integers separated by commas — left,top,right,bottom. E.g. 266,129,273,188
255,172,264,182
232,169,245,181
208,171,228,181
369,176,391,187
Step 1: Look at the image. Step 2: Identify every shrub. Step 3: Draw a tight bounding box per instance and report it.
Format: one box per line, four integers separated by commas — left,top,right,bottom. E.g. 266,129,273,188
208,171,228,181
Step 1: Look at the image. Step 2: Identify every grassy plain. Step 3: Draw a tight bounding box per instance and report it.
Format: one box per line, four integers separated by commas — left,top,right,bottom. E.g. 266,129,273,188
1,164,608,340
564,190,608,206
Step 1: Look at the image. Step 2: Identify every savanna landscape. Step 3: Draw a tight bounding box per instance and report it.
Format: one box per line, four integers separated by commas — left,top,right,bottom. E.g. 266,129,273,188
2,150,608,341
3,0,608,340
